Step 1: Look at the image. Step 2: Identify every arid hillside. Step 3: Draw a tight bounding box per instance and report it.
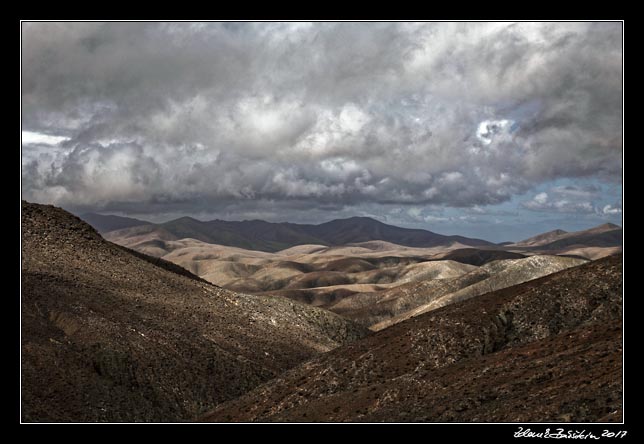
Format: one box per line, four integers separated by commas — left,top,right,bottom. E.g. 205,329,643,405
99,215,621,333
21,201,368,422
202,254,623,423
509,223,622,260
361,255,587,330
103,228,590,329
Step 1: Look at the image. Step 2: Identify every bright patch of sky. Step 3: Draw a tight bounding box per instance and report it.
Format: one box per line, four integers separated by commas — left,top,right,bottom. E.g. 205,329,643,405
475,119,514,145
22,130,69,146
381,177,621,242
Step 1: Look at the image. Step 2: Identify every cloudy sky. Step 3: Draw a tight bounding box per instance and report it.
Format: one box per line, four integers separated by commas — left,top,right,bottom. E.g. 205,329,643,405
21,22,622,242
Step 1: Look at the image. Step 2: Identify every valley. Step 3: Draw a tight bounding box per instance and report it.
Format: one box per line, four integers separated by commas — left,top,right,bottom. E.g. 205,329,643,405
201,254,623,422
20,202,623,422
99,214,621,330
20,20,624,426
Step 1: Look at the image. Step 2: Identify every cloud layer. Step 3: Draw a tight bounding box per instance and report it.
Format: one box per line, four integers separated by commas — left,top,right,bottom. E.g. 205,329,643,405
22,22,622,219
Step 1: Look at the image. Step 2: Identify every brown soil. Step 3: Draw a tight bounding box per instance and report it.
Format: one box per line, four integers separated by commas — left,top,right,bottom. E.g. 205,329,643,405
21,201,368,422
201,254,623,422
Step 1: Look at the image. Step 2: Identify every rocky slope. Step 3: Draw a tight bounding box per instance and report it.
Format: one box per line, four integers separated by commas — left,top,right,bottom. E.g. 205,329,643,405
201,254,622,422
332,255,586,329
21,201,368,422
103,221,618,330
102,225,592,331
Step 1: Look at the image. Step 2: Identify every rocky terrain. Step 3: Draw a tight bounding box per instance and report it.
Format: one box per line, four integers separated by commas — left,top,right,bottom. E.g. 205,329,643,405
98,215,621,333
102,228,588,330
201,254,623,422
21,201,368,422
363,255,587,330
22,201,623,423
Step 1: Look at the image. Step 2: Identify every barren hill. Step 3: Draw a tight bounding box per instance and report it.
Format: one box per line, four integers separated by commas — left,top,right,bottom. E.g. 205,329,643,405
512,229,569,247
102,217,620,332
511,223,622,252
201,254,623,423
103,228,591,329
91,214,495,253
333,255,586,329
21,201,367,422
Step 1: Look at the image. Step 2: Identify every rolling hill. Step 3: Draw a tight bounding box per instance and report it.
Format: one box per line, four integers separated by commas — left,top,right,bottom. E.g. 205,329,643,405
331,255,587,329
21,201,367,422
504,223,622,261
85,214,496,253
201,254,623,423
101,228,596,330
512,223,622,250
512,228,569,247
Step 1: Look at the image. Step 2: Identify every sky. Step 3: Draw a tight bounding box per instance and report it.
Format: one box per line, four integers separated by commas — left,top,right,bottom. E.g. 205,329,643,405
21,22,623,242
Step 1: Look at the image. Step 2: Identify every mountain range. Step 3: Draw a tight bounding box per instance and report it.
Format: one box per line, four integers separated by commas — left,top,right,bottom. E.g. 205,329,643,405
92,213,621,333
82,212,622,260
81,213,494,252
22,202,623,422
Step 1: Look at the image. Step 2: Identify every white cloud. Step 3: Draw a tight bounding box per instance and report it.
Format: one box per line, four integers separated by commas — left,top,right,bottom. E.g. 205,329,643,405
319,157,364,179
602,204,622,215
407,207,423,219
20,22,622,215
476,119,513,146
522,191,595,214
551,185,599,199
22,131,69,146
441,171,464,184
423,215,450,223
534,192,548,205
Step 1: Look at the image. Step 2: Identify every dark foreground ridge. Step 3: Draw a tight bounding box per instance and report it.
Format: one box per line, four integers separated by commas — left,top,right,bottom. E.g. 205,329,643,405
21,201,368,422
202,254,623,422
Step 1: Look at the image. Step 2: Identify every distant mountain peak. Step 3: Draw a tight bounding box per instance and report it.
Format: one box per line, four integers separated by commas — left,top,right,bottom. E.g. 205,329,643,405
331,216,381,223
96,213,494,252
78,212,151,233
173,216,201,223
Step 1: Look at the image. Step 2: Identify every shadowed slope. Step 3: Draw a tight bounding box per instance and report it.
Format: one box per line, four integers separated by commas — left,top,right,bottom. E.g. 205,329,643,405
202,255,622,423
21,201,368,422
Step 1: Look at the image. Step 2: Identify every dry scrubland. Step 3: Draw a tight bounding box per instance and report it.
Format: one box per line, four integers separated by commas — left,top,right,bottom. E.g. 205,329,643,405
21,202,623,422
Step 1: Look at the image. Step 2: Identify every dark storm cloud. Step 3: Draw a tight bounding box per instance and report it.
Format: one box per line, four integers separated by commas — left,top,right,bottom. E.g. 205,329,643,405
21,22,623,215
